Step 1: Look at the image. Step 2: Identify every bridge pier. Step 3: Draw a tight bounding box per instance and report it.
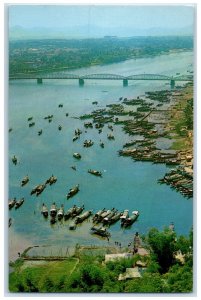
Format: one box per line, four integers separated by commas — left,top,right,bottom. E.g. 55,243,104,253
123,79,128,87
170,79,175,89
37,78,43,84
79,78,84,86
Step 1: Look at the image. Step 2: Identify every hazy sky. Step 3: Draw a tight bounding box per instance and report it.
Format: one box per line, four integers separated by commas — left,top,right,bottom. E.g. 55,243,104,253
9,5,194,30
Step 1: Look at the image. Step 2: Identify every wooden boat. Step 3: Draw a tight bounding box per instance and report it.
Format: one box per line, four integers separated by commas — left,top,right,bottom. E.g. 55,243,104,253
88,169,102,177
57,205,64,220
73,153,81,159
69,221,77,230
122,211,139,228
74,210,92,224
21,175,29,187
58,125,62,130
12,156,17,165
41,203,48,217
15,198,25,209
9,198,16,209
91,226,111,238
92,208,106,222
27,117,33,121
71,166,76,171
64,205,77,220
109,211,123,225
107,134,115,140
103,210,117,224
38,130,42,136
67,184,79,199
71,205,85,218
58,104,63,108
46,175,57,185
120,209,129,225
36,184,46,196
83,140,94,147
73,136,79,142
97,209,114,222
50,216,57,224
100,142,104,148
84,122,93,128
29,122,35,127
50,202,57,217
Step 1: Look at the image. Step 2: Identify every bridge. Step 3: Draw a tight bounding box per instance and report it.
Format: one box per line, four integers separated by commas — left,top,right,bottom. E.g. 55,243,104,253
9,73,193,88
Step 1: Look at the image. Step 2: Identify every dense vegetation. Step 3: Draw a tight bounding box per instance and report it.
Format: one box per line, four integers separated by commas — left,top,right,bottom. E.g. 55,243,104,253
9,36,193,75
9,228,193,293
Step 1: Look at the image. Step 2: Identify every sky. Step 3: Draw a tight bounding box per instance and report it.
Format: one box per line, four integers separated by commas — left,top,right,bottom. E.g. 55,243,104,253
8,5,194,37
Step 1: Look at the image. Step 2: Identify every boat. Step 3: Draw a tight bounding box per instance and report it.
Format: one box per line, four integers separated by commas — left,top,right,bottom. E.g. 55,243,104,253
15,198,25,209
73,136,79,142
96,209,114,223
120,209,129,225
57,205,64,220
29,122,35,127
71,166,76,171
50,202,57,217
46,175,57,185
103,209,117,224
21,175,29,187
58,104,63,108
74,210,92,224
107,134,115,140
36,184,46,196
9,198,16,209
108,125,113,131
88,169,102,177
73,153,81,159
84,122,93,128
92,208,106,222
12,156,17,165
41,203,48,217
27,117,33,121
67,184,80,199
58,125,62,130
69,221,77,230
50,216,57,224
38,130,42,136
122,211,139,228
83,140,94,147
64,205,77,220
109,211,123,225
91,226,111,239
100,142,104,148
71,205,85,218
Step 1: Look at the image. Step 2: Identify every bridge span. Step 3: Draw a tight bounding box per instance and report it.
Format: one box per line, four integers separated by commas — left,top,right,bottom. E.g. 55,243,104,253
9,73,193,88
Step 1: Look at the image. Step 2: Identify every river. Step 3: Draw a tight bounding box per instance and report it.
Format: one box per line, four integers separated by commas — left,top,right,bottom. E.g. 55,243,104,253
8,51,193,260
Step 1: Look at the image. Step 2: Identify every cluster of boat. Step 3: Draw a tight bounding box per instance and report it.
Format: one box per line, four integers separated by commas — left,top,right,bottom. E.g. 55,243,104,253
41,203,92,230
30,175,57,197
9,197,25,210
92,208,139,228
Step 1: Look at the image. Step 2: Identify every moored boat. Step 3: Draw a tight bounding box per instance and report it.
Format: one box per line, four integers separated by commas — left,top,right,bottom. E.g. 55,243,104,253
109,211,123,225
57,205,64,220
64,205,77,220
69,221,77,230
120,209,129,225
92,208,106,222
122,211,139,228
50,202,57,217
41,203,48,217
71,205,85,218
12,155,17,165
74,210,92,224
91,226,111,239
67,184,80,199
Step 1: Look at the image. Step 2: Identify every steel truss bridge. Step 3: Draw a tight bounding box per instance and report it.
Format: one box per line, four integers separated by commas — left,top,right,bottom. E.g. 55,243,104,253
9,73,193,87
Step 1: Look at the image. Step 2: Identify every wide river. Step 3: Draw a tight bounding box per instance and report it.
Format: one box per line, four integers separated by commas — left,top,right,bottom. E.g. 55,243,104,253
8,51,193,260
